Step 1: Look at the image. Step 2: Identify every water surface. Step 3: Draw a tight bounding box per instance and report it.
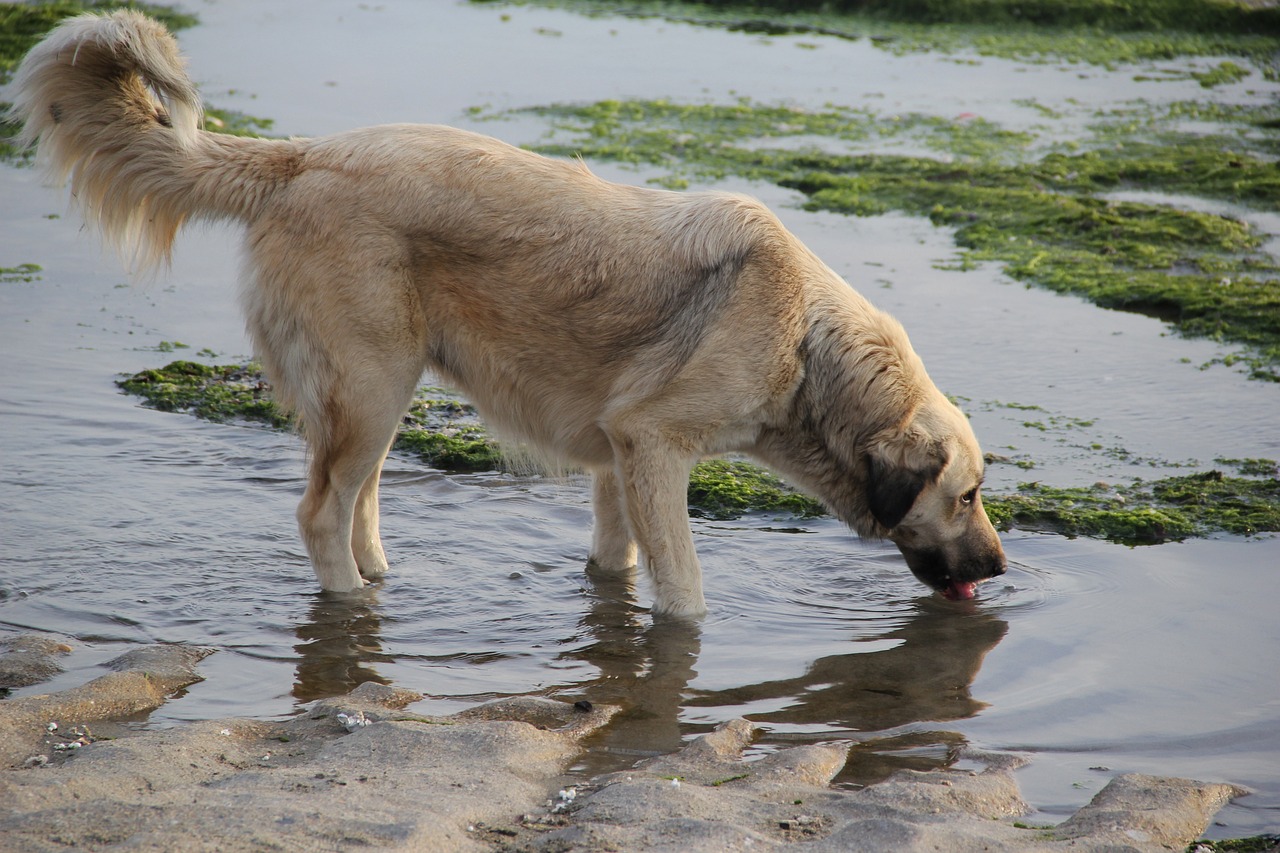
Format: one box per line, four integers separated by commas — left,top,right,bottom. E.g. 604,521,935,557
1,0,1277,838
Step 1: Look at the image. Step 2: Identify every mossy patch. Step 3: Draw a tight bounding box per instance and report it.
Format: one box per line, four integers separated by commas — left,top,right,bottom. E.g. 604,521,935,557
395,393,504,473
0,262,41,282
117,361,1280,542
982,472,1280,544
1185,835,1280,853
202,107,275,138
492,0,1280,77
515,97,1280,380
116,360,293,429
688,459,826,520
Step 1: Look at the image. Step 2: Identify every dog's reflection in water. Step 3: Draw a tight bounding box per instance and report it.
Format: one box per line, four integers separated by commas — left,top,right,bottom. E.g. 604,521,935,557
288,573,1004,785
561,575,1008,783
292,591,391,704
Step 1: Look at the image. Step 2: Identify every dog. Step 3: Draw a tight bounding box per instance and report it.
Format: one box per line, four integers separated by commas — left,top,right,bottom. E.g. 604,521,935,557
11,11,1006,618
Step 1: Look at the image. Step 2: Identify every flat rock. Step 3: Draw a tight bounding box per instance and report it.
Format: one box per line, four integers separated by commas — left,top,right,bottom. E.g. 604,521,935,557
523,720,1246,853
0,641,1251,852
0,634,73,689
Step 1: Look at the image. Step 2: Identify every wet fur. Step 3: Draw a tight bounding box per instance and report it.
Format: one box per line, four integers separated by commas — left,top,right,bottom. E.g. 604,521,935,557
11,11,1006,617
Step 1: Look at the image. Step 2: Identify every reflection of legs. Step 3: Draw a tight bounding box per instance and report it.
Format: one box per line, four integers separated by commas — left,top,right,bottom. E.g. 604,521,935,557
588,467,637,576
612,436,705,619
292,591,387,703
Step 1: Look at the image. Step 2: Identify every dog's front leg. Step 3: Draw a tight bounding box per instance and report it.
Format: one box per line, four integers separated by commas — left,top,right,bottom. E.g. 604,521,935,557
610,438,706,619
588,467,638,576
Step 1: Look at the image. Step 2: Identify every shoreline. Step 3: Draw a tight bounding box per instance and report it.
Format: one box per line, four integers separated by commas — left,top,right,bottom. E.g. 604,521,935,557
0,636,1254,852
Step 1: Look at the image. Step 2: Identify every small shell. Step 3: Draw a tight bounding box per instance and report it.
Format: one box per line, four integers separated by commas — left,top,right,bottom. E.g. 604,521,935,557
336,711,371,732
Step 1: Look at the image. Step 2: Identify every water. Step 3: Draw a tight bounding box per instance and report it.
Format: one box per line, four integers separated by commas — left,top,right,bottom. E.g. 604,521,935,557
2,0,1278,838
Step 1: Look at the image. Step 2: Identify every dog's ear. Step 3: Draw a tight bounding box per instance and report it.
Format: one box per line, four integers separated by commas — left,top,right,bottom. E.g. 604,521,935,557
865,448,945,530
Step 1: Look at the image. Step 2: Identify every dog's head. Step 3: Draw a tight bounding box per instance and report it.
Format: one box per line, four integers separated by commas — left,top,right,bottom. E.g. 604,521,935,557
863,394,1006,601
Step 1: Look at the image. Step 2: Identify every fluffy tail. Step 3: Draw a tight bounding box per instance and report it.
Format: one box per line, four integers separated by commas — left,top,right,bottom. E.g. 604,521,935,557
8,11,299,271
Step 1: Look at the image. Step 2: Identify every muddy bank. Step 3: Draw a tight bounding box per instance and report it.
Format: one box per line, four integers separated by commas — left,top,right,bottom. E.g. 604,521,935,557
0,635,1251,852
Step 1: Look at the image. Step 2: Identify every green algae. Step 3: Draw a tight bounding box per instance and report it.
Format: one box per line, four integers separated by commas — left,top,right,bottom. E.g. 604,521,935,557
492,4,1280,379
1186,835,1280,853
0,262,41,282
478,0,1280,78
982,472,1280,543
1217,457,1280,478
688,459,825,520
202,107,275,138
395,394,504,473
116,361,293,429
517,98,1280,380
117,361,1280,543
486,0,1280,77
697,0,1279,33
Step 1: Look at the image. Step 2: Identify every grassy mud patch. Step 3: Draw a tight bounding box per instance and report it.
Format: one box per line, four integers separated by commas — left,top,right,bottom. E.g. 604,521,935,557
487,0,1280,77
1187,835,1280,853
0,262,41,282
984,472,1280,543
116,361,293,429
689,459,825,520
515,97,1280,379
118,361,1280,543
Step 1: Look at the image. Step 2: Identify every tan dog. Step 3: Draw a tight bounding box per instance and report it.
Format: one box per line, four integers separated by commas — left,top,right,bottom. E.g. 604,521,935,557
12,12,1006,617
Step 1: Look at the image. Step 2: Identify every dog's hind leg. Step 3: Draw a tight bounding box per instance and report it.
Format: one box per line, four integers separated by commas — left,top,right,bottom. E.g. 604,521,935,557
352,440,395,580
587,466,638,577
295,376,415,592
607,432,706,619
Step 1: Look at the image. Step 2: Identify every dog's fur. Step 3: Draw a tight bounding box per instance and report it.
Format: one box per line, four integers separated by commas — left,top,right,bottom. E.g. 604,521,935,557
11,11,1006,617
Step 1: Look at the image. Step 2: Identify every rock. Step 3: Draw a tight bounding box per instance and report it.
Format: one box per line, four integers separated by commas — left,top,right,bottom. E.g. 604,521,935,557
0,646,622,852
0,634,73,688
524,720,1248,853
0,640,1251,852
0,642,211,768
1057,773,1251,848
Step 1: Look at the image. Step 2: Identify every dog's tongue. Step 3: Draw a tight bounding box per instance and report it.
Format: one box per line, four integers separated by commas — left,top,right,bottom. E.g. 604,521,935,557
942,580,977,601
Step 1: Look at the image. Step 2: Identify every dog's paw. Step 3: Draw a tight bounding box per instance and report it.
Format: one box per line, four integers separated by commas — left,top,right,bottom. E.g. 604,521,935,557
357,562,389,582
649,591,708,621
585,553,638,578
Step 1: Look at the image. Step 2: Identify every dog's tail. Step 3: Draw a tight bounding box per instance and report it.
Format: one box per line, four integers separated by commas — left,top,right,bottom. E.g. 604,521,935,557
9,11,300,272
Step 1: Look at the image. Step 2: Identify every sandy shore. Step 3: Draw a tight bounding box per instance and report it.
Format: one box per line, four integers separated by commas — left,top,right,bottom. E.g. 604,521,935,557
0,635,1249,851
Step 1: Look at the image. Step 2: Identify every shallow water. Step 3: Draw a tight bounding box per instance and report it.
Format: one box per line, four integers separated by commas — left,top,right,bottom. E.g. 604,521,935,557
2,0,1278,837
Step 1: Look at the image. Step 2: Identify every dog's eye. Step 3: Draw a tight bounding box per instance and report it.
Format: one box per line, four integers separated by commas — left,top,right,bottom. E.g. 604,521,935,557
960,488,978,505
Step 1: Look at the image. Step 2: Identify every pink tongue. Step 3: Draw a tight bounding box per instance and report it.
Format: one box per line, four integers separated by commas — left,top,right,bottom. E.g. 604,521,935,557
942,581,977,601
